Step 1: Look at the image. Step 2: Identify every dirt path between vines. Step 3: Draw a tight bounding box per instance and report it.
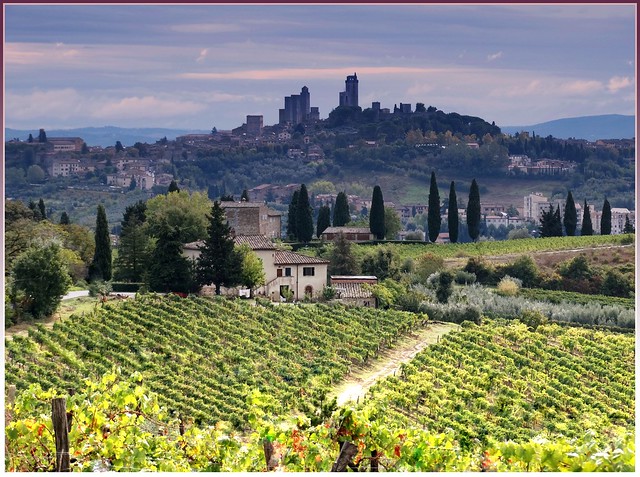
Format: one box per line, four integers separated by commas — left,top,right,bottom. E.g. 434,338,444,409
331,322,458,406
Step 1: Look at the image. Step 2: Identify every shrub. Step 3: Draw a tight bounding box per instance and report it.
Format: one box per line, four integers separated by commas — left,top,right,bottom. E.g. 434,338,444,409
111,282,143,293
463,257,496,285
496,276,521,296
414,252,445,284
455,270,476,285
557,254,592,280
519,309,548,331
507,228,531,240
321,285,337,301
499,256,539,288
88,280,112,297
420,303,482,325
600,269,633,298
435,271,454,303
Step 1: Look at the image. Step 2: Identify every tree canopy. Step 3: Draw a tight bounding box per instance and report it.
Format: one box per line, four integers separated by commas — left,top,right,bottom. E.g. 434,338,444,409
145,190,211,244
369,185,385,240
466,179,481,241
333,192,350,227
448,181,459,243
89,204,112,282
427,172,441,243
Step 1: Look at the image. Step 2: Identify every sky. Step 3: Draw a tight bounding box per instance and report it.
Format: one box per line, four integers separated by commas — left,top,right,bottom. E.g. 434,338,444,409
3,3,637,132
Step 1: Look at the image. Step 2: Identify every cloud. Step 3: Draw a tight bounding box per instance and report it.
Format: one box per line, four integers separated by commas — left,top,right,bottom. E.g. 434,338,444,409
558,79,603,95
196,48,208,62
92,96,206,119
180,66,449,81
170,22,242,33
487,51,503,61
607,76,633,93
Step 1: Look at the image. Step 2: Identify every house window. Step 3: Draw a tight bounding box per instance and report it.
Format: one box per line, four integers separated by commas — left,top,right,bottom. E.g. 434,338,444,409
277,268,283,278
285,267,292,277
303,267,315,276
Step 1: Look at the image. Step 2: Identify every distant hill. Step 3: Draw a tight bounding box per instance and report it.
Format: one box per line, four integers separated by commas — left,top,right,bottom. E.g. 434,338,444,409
4,126,210,147
500,114,635,141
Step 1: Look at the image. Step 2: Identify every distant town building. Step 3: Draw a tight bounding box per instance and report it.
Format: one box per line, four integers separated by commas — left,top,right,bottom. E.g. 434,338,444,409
246,115,264,137
48,137,85,153
279,86,312,125
339,73,359,108
321,226,373,242
220,201,282,239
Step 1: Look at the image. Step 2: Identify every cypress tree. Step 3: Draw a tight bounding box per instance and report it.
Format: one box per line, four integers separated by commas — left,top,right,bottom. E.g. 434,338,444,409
38,128,47,143
167,180,180,194
89,204,112,281
59,211,70,225
581,200,593,236
467,179,481,242
241,189,250,201
37,198,47,221
553,207,563,236
317,205,331,238
427,172,441,243
333,191,350,227
114,201,150,283
448,181,459,243
295,184,314,243
147,221,195,294
369,185,385,240
600,198,612,235
563,191,577,236
287,190,299,240
196,202,242,295
623,215,634,234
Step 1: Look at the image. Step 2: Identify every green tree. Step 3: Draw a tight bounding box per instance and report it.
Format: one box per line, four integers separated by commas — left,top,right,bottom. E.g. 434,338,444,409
38,128,47,143
427,171,441,242
26,165,45,183
333,191,350,227
563,191,577,236
600,198,611,235
435,270,454,303
553,207,563,236
27,133,34,143
237,244,265,297
196,202,242,295
317,205,331,238
81,142,89,154
369,185,385,240
539,204,562,238
466,179,481,241
59,211,70,225
384,208,402,240
295,184,314,243
145,190,211,244
287,190,299,240
361,246,400,280
328,233,358,275
114,201,151,282
37,198,47,221
147,221,196,294
623,215,634,234
115,140,124,153
11,243,72,319
89,204,112,282
241,189,250,202
448,181,459,243
168,180,180,194
581,200,593,236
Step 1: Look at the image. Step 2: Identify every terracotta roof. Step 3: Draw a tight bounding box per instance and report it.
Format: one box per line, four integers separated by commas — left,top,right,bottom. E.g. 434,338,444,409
322,227,372,234
334,282,374,299
220,201,263,208
183,240,203,250
273,250,329,265
234,235,276,250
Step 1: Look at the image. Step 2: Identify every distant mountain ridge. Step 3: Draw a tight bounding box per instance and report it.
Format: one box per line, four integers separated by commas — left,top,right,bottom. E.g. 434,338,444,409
4,126,210,147
500,114,635,141
5,114,635,147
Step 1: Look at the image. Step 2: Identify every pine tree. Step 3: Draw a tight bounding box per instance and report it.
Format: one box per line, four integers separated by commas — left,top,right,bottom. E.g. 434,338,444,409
600,198,612,235
89,204,112,282
241,189,250,201
448,181,459,243
333,191,350,227
317,205,331,238
114,201,150,283
287,190,299,240
168,180,180,194
467,179,481,241
115,140,124,153
196,202,242,295
427,171,441,243
147,221,195,294
623,215,635,234
581,200,594,236
539,204,562,237
37,198,47,221
59,211,70,225
295,184,314,243
563,191,577,236
369,185,385,240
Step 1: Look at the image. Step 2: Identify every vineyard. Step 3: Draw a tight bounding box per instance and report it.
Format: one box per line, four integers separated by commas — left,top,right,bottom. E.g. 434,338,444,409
363,320,635,447
5,295,427,426
5,312,635,471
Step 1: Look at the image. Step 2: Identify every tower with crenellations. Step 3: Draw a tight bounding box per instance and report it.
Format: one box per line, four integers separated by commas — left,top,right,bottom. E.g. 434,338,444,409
339,73,359,108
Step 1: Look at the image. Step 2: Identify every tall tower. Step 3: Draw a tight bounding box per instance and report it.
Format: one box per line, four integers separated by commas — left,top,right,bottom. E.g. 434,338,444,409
339,73,359,108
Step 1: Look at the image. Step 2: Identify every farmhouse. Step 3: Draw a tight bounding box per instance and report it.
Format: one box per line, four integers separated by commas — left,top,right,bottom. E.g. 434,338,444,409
330,276,377,307
321,226,374,242
220,201,282,239
184,235,329,301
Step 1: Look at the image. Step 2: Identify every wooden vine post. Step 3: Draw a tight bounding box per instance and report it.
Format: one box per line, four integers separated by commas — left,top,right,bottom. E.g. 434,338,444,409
331,441,358,472
52,398,70,472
